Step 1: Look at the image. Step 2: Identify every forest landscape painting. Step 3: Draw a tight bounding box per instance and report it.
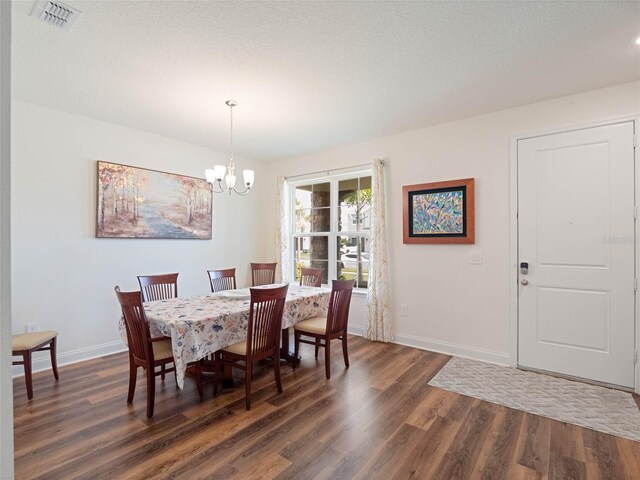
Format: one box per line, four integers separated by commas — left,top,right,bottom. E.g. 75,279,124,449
97,161,212,239
402,178,475,244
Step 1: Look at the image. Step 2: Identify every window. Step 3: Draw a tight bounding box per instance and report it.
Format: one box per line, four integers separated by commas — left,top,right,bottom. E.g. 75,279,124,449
290,170,372,289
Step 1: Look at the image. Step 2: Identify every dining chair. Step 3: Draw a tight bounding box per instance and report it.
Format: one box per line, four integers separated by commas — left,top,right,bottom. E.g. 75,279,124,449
208,268,237,293
215,284,289,410
115,286,202,418
293,279,354,379
299,267,323,287
250,262,277,286
12,331,59,400
137,273,179,302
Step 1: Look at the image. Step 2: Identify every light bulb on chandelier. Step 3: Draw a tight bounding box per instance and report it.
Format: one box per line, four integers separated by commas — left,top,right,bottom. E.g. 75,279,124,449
205,100,254,195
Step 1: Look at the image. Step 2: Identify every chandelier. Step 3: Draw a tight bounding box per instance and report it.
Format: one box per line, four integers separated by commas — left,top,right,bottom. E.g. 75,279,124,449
205,100,254,195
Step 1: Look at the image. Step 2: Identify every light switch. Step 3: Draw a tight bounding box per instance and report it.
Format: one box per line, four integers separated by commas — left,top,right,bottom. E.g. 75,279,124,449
469,250,483,265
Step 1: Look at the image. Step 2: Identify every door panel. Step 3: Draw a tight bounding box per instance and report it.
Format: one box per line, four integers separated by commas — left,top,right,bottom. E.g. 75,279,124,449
518,122,635,388
537,287,609,352
536,143,610,268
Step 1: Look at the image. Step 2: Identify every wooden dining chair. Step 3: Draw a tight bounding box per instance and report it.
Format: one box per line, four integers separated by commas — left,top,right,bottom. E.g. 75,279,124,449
137,273,179,302
208,268,237,293
250,262,277,286
12,331,59,400
115,286,202,418
293,280,354,379
299,267,323,287
215,284,289,410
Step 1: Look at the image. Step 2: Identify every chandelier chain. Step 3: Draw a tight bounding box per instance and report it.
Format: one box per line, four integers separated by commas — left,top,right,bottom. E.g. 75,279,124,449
229,102,234,168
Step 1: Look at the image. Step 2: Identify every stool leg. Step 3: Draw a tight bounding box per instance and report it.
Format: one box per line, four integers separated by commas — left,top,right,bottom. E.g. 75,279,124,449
50,337,59,380
24,351,34,400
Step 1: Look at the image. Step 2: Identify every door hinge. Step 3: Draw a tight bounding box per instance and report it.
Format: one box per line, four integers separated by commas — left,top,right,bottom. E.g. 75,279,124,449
634,206,638,220
634,134,637,148
634,350,638,365
634,278,637,292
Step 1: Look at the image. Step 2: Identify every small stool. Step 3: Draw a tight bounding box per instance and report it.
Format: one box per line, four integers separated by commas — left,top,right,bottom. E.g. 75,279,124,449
12,331,59,399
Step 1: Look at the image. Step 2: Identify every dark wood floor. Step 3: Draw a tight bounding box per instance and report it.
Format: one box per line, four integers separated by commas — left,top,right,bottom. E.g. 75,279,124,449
13,335,640,479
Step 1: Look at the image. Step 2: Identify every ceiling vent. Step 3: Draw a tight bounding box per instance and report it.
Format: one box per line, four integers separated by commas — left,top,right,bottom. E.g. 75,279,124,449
30,1,82,31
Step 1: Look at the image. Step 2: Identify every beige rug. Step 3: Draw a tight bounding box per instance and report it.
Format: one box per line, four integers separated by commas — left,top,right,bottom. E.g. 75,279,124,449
429,356,640,442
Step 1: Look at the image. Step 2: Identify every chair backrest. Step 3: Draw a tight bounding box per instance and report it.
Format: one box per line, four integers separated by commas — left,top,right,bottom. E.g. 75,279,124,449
208,268,237,293
114,286,152,365
327,280,354,335
250,262,277,287
247,284,289,356
299,267,323,287
137,273,179,302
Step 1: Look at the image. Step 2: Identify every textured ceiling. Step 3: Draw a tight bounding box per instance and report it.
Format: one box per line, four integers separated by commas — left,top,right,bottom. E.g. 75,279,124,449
11,1,640,161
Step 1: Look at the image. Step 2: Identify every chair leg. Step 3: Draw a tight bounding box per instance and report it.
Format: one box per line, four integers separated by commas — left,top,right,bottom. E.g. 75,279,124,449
173,363,178,388
324,338,331,380
127,357,137,403
146,365,156,418
160,364,166,381
274,351,283,394
293,331,300,370
342,334,349,368
24,351,33,400
213,352,220,396
50,337,59,380
194,362,203,398
245,361,252,410
315,338,320,359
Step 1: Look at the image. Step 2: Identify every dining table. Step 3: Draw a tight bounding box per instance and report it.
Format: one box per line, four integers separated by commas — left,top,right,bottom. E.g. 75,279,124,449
118,283,331,388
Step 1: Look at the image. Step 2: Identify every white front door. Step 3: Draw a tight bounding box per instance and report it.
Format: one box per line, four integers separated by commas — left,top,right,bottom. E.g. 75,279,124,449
518,121,636,388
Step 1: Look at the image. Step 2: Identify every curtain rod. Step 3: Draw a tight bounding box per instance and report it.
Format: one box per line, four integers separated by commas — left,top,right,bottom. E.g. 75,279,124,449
284,160,383,181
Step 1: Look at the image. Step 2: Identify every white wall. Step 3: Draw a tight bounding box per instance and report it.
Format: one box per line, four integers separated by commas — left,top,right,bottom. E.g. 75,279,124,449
266,81,640,364
10,81,640,376
11,101,268,372
0,1,14,476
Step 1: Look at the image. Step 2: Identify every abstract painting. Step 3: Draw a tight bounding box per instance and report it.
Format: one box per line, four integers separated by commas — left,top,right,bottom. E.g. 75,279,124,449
96,161,212,239
402,178,475,244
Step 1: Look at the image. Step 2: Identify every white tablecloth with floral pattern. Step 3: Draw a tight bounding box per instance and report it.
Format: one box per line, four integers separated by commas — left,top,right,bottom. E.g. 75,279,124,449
119,284,331,388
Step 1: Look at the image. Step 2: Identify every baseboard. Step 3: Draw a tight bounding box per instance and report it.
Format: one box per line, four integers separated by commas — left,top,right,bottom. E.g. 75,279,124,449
393,332,510,366
11,331,510,378
345,326,509,367
12,340,127,378
348,324,365,336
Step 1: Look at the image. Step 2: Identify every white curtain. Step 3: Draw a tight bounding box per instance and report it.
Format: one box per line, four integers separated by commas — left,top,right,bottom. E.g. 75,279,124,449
366,159,393,342
274,176,290,283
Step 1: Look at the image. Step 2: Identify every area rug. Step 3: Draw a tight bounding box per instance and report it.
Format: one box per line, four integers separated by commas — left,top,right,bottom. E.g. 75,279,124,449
429,356,640,442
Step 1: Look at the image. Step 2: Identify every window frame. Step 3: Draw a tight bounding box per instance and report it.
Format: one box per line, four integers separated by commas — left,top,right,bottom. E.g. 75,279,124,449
288,167,372,291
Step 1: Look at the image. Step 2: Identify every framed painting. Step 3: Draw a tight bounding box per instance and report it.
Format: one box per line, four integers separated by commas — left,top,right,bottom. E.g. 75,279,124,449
402,178,475,244
96,161,212,239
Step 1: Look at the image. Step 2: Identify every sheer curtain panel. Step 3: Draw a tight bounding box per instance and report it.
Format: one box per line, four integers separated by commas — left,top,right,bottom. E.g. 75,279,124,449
366,159,393,342
274,176,290,283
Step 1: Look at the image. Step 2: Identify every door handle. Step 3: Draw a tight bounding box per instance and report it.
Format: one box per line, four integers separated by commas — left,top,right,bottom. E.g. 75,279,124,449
521,279,529,286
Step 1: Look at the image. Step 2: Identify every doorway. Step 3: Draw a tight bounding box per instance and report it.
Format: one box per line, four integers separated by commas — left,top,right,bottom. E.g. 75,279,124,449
516,121,636,389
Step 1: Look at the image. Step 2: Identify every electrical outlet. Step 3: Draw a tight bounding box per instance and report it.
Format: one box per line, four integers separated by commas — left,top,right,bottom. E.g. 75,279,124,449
26,322,39,333
400,305,408,317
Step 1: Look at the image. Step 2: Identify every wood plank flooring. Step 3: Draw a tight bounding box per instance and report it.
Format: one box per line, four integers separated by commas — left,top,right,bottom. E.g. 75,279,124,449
13,336,640,479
